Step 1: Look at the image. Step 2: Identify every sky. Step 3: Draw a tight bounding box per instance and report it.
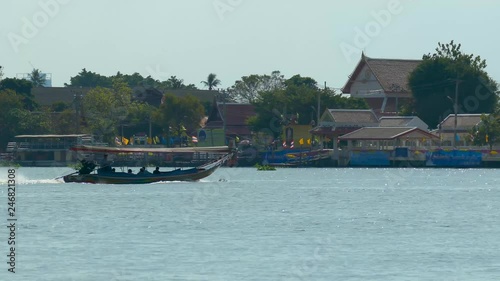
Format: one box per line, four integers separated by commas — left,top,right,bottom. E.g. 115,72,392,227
1,0,500,90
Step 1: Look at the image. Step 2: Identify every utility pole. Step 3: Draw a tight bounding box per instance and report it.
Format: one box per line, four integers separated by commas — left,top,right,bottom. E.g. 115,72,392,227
149,115,152,145
318,82,323,126
223,90,228,145
452,74,460,148
73,90,82,134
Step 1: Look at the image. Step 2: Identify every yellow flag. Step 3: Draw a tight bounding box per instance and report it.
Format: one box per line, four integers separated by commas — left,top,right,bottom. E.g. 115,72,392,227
299,138,304,145
486,134,489,143
307,138,311,145
122,137,129,145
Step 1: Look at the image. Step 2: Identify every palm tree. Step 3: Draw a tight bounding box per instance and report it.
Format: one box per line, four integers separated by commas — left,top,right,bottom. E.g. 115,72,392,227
29,68,46,87
200,73,221,90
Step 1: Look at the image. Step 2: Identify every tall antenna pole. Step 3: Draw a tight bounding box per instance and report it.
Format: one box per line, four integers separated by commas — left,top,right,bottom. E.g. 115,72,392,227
453,74,459,148
317,82,324,125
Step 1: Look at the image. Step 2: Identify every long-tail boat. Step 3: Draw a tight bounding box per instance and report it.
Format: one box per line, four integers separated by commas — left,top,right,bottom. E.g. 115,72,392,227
62,145,232,184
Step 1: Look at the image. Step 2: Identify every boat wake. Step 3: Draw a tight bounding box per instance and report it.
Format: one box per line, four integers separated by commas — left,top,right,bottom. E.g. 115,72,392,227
0,175,64,185
22,178,65,185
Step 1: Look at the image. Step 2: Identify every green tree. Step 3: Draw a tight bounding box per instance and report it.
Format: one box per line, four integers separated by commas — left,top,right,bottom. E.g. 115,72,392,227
157,76,197,90
49,109,78,134
167,76,184,89
470,113,500,149
0,90,24,151
285,74,318,89
228,71,285,103
0,78,36,110
0,90,49,151
248,75,368,137
29,68,46,87
200,73,221,90
81,80,132,142
111,72,147,88
66,68,113,88
152,93,205,146
408,41,498,128
122,101,158,137
50,101,70,112
110,72,169,89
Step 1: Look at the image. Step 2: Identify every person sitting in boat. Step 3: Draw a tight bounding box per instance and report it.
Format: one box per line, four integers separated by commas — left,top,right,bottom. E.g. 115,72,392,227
128,169,133,174
79,159,96,175
97,154,113,173
153,167,160,174
137,167,151,175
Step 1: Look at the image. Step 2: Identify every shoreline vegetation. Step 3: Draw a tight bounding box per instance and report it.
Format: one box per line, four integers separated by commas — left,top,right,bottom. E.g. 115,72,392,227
255,164,276,171
1,41,499,168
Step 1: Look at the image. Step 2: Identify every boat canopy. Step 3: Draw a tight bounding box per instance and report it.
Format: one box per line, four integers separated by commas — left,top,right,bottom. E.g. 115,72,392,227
15,134,92,138
70,145,230,154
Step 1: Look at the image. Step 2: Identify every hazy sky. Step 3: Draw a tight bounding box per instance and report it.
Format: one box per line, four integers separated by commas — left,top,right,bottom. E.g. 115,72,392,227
1,0,499,90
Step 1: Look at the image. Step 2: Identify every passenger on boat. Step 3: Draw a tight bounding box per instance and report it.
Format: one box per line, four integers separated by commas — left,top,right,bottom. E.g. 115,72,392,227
98,154,113,173
153,167,160,174
128,169,133,174
79,159,96,175
138,167,151,174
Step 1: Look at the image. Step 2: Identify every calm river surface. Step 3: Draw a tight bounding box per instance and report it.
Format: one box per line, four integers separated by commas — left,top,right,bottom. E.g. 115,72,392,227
0,167,499,280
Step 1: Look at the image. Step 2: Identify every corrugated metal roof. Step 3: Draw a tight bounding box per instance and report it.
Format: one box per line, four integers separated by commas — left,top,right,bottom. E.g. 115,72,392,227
339,127,438,140
328,109,379,124
379,116,415,127
439,114,484,130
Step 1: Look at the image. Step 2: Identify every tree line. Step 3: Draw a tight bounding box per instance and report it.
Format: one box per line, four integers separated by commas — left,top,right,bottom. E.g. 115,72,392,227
404,40,499,147
0,68,367,151
2,40,499,151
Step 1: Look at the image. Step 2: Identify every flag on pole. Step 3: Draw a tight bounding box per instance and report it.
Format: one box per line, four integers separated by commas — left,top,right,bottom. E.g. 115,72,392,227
115,137,122,145
486,134,489,143
122,137,129,145
299,138,304,145
192,136,198,143
307,138,311,145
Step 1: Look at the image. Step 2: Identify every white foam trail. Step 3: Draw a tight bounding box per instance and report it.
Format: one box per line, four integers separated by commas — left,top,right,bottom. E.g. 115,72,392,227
0,173,64,185
19,179,64,185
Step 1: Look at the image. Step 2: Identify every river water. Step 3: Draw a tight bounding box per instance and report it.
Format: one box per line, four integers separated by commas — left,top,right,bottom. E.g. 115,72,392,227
0,167,499,280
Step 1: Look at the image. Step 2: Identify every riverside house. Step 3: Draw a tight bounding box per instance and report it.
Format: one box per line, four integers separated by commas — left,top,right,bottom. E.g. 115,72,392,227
199,102,255,147
436,114,485,146
342,53,422,117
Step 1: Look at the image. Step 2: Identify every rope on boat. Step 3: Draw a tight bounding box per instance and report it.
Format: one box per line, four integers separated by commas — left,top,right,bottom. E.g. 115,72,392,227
198,153,232,170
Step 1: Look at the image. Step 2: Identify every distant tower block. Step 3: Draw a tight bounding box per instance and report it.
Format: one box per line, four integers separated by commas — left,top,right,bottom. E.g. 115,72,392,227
17,72,52,87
